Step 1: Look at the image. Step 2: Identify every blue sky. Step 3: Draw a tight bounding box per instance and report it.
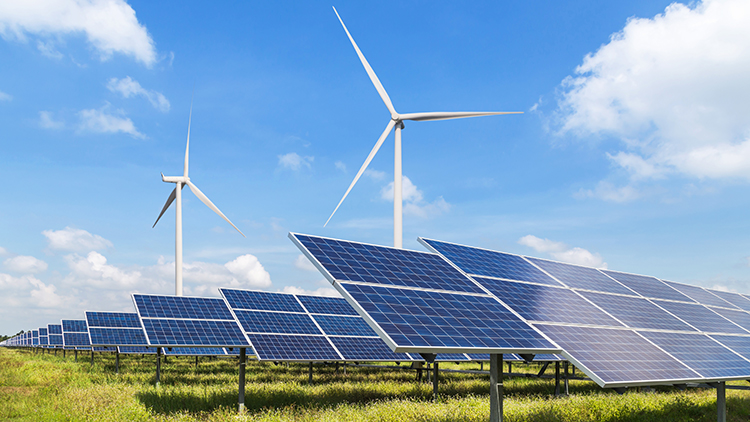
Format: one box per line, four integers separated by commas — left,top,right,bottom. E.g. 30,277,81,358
2,0,750,334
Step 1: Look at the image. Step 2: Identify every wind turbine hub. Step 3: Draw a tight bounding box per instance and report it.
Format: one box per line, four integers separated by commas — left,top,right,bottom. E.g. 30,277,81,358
391,113,401,122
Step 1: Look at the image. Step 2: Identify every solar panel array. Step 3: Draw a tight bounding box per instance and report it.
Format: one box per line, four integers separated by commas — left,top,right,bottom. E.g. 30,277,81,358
290,233,559,356
85,311,149,347
419,237,750,388
62,319,91,350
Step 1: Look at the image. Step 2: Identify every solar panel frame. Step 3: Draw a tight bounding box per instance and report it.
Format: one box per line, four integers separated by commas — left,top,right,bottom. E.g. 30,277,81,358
61,319,91,348
85,311,150,347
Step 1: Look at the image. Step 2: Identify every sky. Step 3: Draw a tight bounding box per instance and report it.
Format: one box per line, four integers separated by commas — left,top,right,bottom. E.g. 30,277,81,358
2,0,750,335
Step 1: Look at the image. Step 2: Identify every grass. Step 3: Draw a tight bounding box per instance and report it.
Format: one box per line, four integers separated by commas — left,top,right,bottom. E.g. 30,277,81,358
1,348,749,421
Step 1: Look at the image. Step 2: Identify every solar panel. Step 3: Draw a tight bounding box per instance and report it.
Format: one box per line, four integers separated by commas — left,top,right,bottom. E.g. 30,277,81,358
577,291,696,331
48,323,63,347
62,319,91,348
706,289,750,312
601,270,694,302
163,347,228,356
86,311,149,347
710,335,750,361
663,281,739,309
118,346,156,354
418,238,562,286
220,288,418,362
471,276,624,327
708,307,750,332
292,234,559,356
650,300,749,335
525,257,635,295
133,294,250,348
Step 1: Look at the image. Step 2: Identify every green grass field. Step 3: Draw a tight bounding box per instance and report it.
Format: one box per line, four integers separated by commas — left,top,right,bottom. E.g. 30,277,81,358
1,348,749,421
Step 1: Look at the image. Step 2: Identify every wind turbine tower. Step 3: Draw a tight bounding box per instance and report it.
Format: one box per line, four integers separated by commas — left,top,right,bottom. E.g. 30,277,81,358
325,7,522,249
153,104,245,296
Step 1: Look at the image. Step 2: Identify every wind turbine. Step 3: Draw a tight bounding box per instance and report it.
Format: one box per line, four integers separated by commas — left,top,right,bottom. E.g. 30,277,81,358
325,7,522,249
153,103,245,296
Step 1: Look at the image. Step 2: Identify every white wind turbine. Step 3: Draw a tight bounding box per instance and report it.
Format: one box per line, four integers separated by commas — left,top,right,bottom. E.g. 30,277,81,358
153,103,245,296
325,7,522,248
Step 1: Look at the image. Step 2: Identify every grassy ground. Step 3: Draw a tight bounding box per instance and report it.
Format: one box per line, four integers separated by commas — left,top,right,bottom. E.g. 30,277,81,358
1,348,749,421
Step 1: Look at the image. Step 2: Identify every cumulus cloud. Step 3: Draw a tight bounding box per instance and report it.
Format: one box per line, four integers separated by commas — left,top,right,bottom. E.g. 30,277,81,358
0,247,7,256
574,181,640,203
518,235,608,268
555,0,750,190
39,111,64,129
0,0,157,66
107,76,169,112
294,254,317,272
380,176,450,218
4,255,48,273
280,285,340,297
0,273,67,308
78,104,145,138
0,90,11,101
278,152,313,171
43,227,113,252
224,254,272,287
64,251,142,289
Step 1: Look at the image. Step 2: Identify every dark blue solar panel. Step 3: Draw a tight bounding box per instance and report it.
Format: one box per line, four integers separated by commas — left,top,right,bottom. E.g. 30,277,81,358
435,353,470,361
141,319,249,347
652,300,748,334
420,238,562,286
89,327,148,346
294,234,484,293
62,320,88,333
663,281,739,309
48,324,62,335
472,277,623,327
525,257,634,295
39,328,48,336
32,330,38,338
234,310,321,335
93,347,117,352
579,291,695,331
313,314,377,336
536,324,698,384
707,290,750,312
342,282,557,351
601,270,693,302
248,334,341,360
64,333,90,346
710,335,750,361
118,346,155,354
39,336,48,346
48,335,63,346
708,307,750,332
298,295,358,315
164,347,227,356
221,289,305,313
330,336,410,361
86,312,142,328
638,331,750,378
134,295,235,320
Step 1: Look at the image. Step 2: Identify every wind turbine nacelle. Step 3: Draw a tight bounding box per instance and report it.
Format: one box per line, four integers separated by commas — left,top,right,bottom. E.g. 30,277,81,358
162,175,188,184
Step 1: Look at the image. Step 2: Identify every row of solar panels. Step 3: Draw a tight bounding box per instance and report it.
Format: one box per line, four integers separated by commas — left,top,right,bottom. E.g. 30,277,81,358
287,233,750,389
0,287,563,363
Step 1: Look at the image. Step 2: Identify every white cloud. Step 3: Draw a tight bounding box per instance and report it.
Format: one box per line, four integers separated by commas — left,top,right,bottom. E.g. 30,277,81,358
36,39,62,59
224,254,272,288
0,90,11,101
39,111,64,129
364,169,386,180
278,152,313,171
380,176,450,218
78,104,145,138
0,247,7,256
335,161,347,172
575,181,640,203
556,0,750,188
0,0,157,66
0,273,67,308
43,227,113,252
294,254,317,272
107,76,169,112
4,255,48,273
280,285,340,297
518,235,608,268
64,251,142,289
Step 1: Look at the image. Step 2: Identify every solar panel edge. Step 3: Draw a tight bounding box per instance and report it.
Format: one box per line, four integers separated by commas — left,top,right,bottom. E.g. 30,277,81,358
291,293,347,361
215,289,261,352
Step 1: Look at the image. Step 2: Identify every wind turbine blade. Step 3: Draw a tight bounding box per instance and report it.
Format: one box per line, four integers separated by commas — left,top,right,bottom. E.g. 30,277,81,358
153,187,178,228
332,6,397,116
185,180,246,237
399,111,523,122
325,119,396,227
184,98,194,178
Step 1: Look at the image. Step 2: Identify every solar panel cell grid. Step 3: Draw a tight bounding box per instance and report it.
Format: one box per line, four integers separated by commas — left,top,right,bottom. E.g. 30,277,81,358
39,328,48,336
578,291,695,332
638,331,750,379
472,276,624,327
62,320,88,332
64,332,91,346
48,324,62,335
601,270,694,302
330,336,410,361
312,314,377,337
141,319,248,346
89,327,148,346
234,310,321,335
663,281,739,309
651,300,748,335
86,312,142,328
248,334,341,361
708,307,750,332
223,289,305,313
707,290,750,312
420,238,562,287
710,335,750,361
295,234,484,293
525,257,635,295
297,295,358,315
135,295,235,320
342,282,556,351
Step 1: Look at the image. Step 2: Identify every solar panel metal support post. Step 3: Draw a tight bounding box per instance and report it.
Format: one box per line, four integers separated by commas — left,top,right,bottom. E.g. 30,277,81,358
308,362,313,384
90,350,94,367
74,350,77,363
563,361,569,395
554,362,560,396
115,351,119,374
490,354,503,422
433,362,439,401
712,382,727,422
156,347,161,386
238,348,246,413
